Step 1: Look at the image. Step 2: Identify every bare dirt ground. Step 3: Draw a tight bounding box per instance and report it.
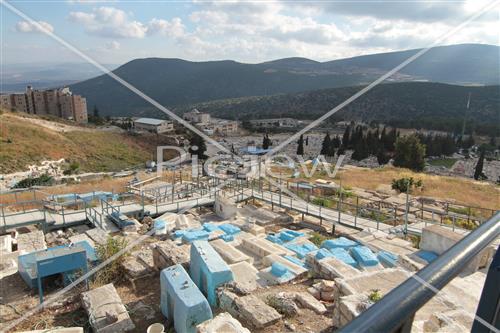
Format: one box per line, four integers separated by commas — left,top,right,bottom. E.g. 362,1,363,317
15,114,123,134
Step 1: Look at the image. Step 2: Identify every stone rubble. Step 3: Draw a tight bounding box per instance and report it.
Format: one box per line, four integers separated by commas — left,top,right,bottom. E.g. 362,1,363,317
81,283,135,333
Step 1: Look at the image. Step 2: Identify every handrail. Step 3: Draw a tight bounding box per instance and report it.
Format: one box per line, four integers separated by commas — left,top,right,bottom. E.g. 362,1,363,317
339,211,500,333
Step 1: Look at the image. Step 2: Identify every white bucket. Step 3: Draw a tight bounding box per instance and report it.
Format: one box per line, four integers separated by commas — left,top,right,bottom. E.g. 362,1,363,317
147,323,165,333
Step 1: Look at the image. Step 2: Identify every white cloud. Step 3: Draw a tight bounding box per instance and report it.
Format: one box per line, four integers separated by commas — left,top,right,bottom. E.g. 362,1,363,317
69,7,189,41
68,7,147,38
64,1,498,63
148,18,186,38
105,40,120,50
15,21,54,34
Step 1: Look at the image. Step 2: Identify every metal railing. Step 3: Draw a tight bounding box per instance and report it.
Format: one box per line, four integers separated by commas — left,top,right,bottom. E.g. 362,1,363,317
338,211,500,333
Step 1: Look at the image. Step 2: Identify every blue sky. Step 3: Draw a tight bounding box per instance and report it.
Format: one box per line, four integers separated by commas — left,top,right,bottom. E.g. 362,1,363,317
1,0,499,65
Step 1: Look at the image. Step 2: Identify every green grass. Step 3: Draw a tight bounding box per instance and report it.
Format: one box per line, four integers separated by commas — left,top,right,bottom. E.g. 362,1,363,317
0,112,168,173
428,158,457,168
309,232,334,247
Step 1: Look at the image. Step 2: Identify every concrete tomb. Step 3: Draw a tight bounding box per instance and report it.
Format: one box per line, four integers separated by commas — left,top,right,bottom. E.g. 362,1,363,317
160,264,213,333
321,237,357,250
190,240,234,306
210,239,252,264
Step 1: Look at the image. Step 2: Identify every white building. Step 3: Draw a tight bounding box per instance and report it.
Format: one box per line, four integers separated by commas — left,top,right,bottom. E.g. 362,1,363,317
183,109,211,124
134,118,174,133
249,118,299,128
201,119,239,135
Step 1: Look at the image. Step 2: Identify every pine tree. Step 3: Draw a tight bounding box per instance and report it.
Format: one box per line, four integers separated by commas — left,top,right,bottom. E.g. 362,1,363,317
474,149,486,180
297,135,304,156
393,134,426,171
320,133,331,155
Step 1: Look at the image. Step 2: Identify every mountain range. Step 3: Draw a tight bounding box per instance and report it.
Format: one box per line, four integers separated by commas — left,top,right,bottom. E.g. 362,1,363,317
69,43,500,117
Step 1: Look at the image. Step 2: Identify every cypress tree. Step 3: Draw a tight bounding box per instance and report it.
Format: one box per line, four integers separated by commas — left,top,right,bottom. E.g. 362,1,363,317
297,135,304,156
320,133,331,155
189,133,207,160
474,149,486,180
342,126,351,148
262,134,271,149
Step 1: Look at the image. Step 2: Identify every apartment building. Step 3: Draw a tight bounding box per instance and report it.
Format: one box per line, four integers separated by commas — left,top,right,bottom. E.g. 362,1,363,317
201,119,239,135
0,86,88,123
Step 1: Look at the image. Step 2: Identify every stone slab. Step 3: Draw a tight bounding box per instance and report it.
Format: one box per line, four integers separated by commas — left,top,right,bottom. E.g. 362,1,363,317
68,233,95,247
229,261,259,293
85,228,108,245
152,239,190,270
240,237,292,258
234,294,282,328
294,292,327,314
211,239,252,264
17,230,46,254
81,283,135,333
196,312,250,333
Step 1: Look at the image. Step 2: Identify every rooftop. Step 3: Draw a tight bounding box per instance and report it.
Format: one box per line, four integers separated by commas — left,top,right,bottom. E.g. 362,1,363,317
135,117,169,125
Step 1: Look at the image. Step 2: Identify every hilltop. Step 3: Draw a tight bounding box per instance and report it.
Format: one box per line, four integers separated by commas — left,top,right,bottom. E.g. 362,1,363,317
69,44,500,116
0,111,173,173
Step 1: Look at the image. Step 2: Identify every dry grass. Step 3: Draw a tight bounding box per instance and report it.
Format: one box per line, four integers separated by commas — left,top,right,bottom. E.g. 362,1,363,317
0,112,176,173
329,166,498,211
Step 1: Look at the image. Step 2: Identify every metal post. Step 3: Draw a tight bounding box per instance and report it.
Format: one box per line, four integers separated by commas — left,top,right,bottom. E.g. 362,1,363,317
404,179,410,235
62,205,66,227
355,197,359,228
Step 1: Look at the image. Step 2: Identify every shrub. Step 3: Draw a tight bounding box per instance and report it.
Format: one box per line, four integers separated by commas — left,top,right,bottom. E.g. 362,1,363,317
391,177,422,193
309,232,330,247
368,289,382,303
408,235,421,249
312,197,332,207
13,174,54,188
92,236,129,287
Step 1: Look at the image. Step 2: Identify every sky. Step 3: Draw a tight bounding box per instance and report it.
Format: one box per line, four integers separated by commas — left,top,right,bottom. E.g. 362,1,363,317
1,0,499,66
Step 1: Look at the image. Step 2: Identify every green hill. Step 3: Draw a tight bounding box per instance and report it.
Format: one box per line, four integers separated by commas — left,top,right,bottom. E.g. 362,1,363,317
183,82,500,135
70,44,500,117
